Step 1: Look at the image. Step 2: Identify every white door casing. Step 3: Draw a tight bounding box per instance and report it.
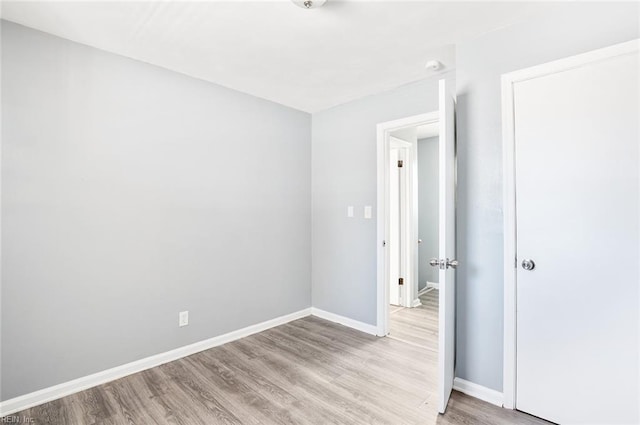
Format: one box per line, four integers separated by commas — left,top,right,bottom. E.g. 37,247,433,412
502,39,639,424
389,147,401,306
437,78,456,414
389,145,409,306
389,137,415,308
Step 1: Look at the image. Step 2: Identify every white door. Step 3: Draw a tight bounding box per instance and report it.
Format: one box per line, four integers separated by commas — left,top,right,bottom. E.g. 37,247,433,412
514,45,639,423
389,137,413,308
389,147,402,306
437,78,456,414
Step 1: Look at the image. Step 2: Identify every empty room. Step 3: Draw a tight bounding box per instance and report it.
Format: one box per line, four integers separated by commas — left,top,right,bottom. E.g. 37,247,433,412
1,1,638,424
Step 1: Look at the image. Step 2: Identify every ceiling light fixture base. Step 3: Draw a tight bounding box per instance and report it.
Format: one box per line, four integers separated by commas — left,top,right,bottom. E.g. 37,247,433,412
292,0,327,9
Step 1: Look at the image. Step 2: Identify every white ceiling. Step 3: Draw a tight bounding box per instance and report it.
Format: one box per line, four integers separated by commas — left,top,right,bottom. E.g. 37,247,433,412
2,1,548,112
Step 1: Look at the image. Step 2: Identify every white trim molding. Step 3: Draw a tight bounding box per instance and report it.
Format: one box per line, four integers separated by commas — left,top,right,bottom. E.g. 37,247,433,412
501,38,639,411
310,307,379,336
453,378,504,408
412,298,422,308
0,308,312,417
418,283,437,296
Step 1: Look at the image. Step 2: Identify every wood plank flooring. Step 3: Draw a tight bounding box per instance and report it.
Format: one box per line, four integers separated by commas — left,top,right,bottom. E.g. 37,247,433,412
5,313,551,424
389,289,439,351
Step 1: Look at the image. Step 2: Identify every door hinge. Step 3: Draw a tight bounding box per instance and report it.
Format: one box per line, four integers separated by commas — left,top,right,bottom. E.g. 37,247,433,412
398,277,404,285
397,160,403,168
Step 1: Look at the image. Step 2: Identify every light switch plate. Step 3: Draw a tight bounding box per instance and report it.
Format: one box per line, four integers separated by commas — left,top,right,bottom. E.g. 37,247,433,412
364,206,372,219
347,206,354,218
179,311,189,327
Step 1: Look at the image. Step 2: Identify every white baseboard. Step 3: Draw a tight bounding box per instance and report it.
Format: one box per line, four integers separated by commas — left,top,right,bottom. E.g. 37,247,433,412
310,307,378,336
1,306,382,416
412,298,422,308
0,308,312,417
453,377,504,407
418,282,438,295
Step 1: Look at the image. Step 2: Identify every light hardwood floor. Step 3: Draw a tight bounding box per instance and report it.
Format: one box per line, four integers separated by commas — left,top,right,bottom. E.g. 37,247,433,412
5,313,551,424
389,288,439,351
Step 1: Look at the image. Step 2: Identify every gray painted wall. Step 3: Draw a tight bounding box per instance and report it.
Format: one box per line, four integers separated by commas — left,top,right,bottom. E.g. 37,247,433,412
311,73,453,325
454,2,640,392
4,1,638,404
1,21,311,401
417,137,438,291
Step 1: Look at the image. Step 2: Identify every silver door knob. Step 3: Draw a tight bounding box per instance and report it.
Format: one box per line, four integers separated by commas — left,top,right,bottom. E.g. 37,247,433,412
429,258,440,267
418,239,422,244
521,259,535,271
446,259,459,269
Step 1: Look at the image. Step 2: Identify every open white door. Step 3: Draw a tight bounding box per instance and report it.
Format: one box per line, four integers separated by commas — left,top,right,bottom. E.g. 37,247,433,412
437,78,456,414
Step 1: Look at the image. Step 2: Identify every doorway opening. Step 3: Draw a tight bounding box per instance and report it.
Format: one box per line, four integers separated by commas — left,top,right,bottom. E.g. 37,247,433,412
376,109,440,334
376,78,457,414
386,122,440,352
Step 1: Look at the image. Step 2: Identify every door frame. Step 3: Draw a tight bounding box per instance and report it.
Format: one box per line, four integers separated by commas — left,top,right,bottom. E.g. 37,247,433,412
501,38,639,410
376,111,438,336
389,137,413,308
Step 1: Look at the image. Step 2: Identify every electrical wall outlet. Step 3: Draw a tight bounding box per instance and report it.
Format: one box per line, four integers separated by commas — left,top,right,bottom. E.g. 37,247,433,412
347,206,354,218
179,311,189,327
